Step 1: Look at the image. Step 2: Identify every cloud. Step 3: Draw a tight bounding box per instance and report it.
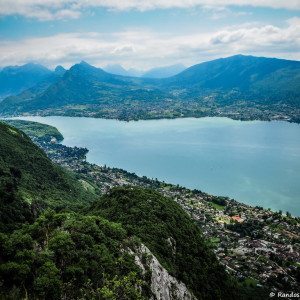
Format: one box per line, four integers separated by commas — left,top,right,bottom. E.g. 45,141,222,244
0,18,299,69
202,6,252,20
0,1,81,20
209,19,300,53
112,45,136,55
0,0,299,20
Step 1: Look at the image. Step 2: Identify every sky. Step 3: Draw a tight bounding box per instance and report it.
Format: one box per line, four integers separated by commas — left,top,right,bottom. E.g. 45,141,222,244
0,0,300,70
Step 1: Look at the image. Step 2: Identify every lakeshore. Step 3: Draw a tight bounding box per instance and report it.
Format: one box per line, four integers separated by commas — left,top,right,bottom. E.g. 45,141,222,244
12,115,300,215
6,118,299,293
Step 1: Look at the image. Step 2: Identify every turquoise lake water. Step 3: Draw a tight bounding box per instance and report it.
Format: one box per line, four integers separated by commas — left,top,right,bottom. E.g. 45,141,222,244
16,116,300,215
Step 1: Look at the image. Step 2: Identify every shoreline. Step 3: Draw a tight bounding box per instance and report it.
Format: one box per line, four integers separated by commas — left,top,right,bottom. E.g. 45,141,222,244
3,117,300,290
2,116,300,217
5,112,300,125
2,100,300,125
5,115,300,215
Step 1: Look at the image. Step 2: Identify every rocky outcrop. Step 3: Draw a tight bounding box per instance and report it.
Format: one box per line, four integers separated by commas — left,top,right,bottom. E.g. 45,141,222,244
132,244,197,300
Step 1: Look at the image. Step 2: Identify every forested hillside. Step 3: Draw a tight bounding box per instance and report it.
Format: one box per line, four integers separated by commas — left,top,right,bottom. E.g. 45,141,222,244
0,55,299,122
0,122,267,299
90,187,238,300
0,122,94,231
162,55,300,105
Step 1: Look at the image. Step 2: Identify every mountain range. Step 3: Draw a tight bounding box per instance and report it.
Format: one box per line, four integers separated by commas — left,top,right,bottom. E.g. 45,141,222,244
0,63,53,100
0,61,185,96
103,63,186,78
0,55,299,120
163,55,300,103
142,63,186,78
103,64,143,77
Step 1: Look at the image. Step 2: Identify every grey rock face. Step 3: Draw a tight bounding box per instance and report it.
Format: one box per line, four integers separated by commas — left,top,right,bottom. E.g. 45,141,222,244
133,244,197,300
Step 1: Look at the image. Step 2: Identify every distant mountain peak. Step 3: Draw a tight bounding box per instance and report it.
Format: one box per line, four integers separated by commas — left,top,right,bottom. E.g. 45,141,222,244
2,62,50,73
79,60,90,66
70,61,96,72
103,64,128,75
54,65,66,76
66,61,115,82
142,63,186,78
105,63,126,70
24,62,42,67
72,61,105,71
55,65,65,71
103,64,143,77
0,62,52,99
230,54,245,58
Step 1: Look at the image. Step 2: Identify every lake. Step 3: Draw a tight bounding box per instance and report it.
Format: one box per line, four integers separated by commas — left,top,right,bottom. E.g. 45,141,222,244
16,116,300,215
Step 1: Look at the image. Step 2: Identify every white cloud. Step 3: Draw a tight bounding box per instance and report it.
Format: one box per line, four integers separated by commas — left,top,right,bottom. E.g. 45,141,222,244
202,6,252,20
0,1,81,20
209,19,300,53
0,18,299,69
0,0,299,20
112,45,137,55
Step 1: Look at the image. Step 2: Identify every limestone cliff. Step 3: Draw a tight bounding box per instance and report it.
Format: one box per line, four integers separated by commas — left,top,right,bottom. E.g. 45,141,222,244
132,244,197,300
